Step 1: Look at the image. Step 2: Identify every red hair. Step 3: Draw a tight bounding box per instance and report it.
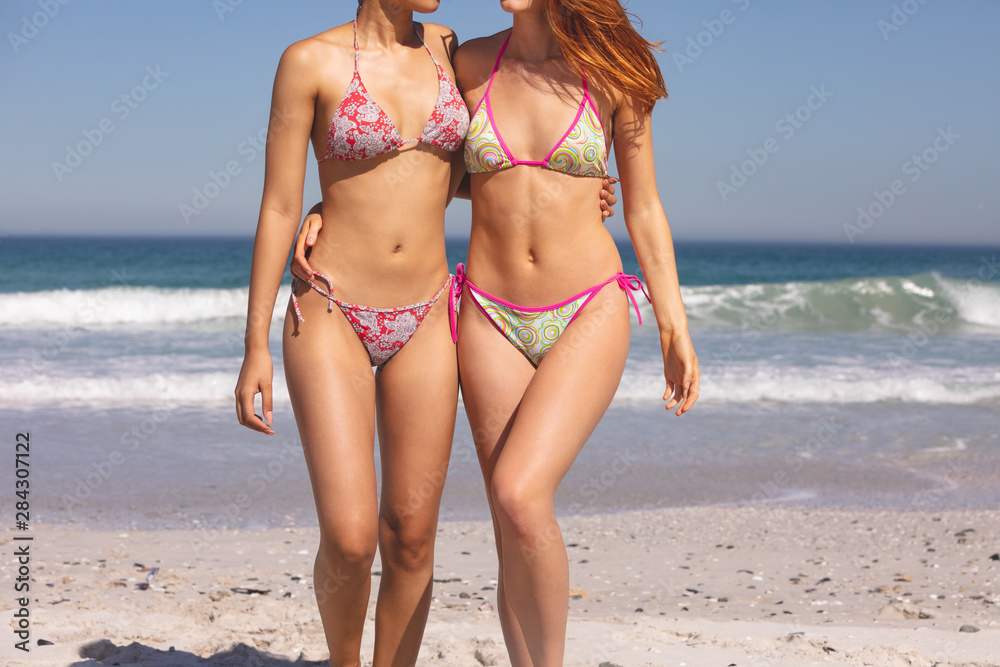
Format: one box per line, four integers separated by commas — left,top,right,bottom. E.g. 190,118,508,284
548,0,667,115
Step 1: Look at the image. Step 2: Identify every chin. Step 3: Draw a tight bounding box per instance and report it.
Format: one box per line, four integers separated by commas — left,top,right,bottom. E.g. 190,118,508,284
406,0,441,14
499,0,539,14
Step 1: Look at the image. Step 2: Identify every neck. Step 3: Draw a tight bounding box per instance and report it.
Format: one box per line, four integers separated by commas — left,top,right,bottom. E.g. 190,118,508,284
509,9,561,62
356,1,415,48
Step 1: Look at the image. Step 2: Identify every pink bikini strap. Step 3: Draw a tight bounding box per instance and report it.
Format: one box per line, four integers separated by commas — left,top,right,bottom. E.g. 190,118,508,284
580,66,601,117
449,263,467,343
484,34,511,98
454,267,650,331
614,273,652,325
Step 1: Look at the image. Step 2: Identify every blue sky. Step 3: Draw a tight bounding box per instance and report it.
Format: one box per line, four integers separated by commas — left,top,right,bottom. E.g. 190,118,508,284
1,0,998,244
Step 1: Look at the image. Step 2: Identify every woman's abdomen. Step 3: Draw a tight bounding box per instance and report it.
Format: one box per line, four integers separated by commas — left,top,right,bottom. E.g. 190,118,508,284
306,150,452,307
467,168,623,304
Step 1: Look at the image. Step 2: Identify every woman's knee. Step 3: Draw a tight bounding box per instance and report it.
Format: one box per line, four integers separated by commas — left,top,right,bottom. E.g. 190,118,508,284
317,520,378,568
490,468,554,541
378,511,436,572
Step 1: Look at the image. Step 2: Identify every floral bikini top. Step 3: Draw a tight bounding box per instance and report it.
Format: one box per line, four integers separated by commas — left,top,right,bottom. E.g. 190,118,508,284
320,21,470,162
464,34,609,178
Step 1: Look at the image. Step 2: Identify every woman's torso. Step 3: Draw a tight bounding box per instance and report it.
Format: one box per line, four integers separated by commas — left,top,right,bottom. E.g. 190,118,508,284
303,21,466,306
461,32,624,304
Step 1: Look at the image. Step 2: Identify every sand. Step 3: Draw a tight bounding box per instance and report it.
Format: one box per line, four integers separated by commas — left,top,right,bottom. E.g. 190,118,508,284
2,506,998,666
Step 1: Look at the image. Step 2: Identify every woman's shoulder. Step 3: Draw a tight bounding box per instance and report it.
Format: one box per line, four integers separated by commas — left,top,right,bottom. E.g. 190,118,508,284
278,22,354,72
454,30,509,84
455,30,508,60
417,22,460,58
418,22,458,42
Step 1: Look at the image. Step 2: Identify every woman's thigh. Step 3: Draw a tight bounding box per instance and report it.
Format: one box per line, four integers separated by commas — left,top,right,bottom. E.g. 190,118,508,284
374,292,460,532
283,289,379,539
456,284,536,493
489,284,632,501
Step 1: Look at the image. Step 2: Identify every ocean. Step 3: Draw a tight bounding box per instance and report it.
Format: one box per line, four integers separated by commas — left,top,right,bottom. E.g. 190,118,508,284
2,237,998,530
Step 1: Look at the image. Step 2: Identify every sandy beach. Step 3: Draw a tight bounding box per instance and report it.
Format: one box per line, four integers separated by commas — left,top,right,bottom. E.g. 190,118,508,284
3,506,998,667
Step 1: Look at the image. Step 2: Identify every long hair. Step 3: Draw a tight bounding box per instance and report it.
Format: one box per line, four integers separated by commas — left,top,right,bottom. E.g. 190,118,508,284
548,0,667,115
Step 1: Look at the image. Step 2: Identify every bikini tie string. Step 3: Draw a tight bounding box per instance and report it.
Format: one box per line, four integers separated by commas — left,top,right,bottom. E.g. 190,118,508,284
449,263,467,343
290,272,336,323
615,273,651,325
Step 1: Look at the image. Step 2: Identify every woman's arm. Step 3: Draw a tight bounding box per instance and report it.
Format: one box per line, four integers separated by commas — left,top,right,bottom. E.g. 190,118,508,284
613,97,699,415
290,201,323,281
236,42,319,434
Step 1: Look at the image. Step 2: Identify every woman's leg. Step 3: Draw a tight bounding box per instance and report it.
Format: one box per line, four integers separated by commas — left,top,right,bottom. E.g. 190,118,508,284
283,290,380,667
461,284,631,667
370,294,459,667
455,287,536,667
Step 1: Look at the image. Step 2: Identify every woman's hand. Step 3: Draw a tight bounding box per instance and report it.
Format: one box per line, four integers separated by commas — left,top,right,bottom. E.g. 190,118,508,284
291,206,323,281
601,177,618,220
661,328,700,416
235,348,275,435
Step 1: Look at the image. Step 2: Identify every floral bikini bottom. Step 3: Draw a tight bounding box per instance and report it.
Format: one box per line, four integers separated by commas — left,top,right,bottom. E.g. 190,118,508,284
292,273,453,368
